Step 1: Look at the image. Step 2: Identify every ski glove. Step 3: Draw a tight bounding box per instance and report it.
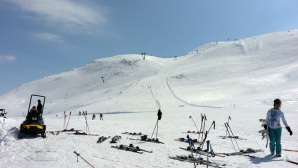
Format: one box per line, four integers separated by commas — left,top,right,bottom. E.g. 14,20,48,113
286,127,293,136
264,125,268,130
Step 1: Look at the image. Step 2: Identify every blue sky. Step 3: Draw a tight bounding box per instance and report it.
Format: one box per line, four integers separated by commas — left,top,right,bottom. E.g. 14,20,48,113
0,0,298,95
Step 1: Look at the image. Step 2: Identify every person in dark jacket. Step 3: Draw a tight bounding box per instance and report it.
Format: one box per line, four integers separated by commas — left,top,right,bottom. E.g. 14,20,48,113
26,106,38,120
37,99,43,115
157,109,162,120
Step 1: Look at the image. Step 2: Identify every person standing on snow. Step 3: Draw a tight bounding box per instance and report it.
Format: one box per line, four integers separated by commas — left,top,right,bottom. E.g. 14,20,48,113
264,99,293,157
157,109,162,120
37,99,43,115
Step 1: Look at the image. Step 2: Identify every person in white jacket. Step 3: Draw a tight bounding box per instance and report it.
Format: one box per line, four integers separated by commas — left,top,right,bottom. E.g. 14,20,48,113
264,99,292,157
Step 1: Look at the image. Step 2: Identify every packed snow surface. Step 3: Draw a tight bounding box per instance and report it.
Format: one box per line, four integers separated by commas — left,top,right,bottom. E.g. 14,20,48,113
0,30,298,167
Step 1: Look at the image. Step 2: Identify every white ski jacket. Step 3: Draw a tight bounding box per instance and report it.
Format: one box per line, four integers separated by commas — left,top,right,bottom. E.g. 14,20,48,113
265,108,288,129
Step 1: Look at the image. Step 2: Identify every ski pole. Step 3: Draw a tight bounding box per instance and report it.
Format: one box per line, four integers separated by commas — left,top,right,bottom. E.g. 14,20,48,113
206,140,210,168
210,143,215,157
224,123,237,152
63,111,66,130
151,119,158,139
189,116,199,132
207,121,215,133
187,135,197,168
200,115,207,144
225,116,231,137
74,151,94,168
65,112,71,130
85,114,90,134
156,120,159,140
198,113,204,140
197,130,208,163
226,123,240,151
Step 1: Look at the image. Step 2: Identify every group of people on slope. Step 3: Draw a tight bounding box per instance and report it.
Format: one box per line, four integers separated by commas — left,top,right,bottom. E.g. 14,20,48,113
92,113,104,120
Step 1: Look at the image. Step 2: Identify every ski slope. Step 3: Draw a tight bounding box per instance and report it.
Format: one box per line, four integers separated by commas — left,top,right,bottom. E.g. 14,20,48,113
0,30,298,168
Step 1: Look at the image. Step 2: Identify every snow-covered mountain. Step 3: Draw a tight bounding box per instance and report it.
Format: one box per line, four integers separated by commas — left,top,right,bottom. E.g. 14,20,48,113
1,30,298,168
1,30,297,117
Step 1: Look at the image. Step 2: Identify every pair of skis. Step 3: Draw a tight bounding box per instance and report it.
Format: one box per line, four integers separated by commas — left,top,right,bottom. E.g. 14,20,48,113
175,137,202,145
179,147,225,157
111,144,152,154
259,119,269,148
224,122,241,152
130,138,165,144
97,136,110,143
169,155,226,168
218,148,263,157
68,131,99,136
121,132,143,136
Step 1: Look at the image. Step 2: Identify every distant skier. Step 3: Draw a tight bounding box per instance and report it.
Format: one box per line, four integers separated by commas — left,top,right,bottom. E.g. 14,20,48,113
100,113,103,120
157,109,162,120
79,111,81,116
37,99,43,115
92,114,96,120
82,111,85,116
264,99,293,157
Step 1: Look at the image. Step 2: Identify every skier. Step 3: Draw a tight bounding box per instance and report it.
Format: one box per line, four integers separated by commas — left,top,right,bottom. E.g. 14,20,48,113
79,111,81,116
264,99,293,157
37,99,43,115
157,109,162,120
92,114,96,120
100,113,103,120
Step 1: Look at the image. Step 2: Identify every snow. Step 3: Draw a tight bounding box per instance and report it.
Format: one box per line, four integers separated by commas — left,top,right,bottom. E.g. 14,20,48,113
0,30,298,167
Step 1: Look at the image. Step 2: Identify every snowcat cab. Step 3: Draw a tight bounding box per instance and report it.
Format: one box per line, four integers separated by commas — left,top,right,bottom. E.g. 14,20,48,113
19,94,46,139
